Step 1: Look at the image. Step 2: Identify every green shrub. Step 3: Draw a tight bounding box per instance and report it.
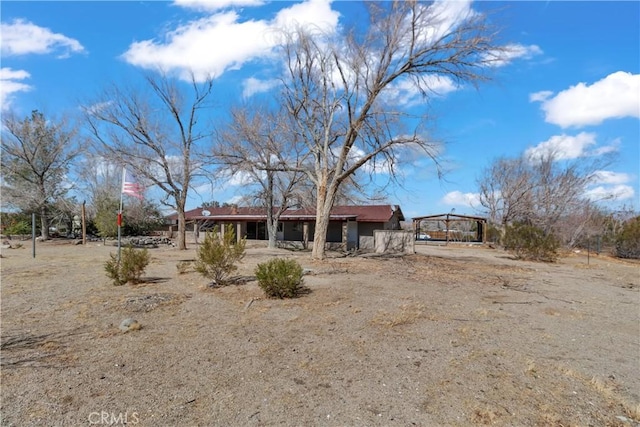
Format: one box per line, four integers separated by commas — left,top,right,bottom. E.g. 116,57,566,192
195,225,246,286
104,245,150,285
503,222,559,262
615,216,640,259
255,258,305,298
3,220,31,235
485,223,502,244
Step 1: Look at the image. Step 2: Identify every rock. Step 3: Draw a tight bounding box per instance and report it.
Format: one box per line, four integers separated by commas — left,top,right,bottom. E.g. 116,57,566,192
119,318,142,333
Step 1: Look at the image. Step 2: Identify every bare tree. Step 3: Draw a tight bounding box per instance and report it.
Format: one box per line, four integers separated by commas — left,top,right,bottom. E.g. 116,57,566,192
477,156,535,227
213,105,306,248
277,1,502,258
477,149,614,246
85,73,215,250
1,110,82,240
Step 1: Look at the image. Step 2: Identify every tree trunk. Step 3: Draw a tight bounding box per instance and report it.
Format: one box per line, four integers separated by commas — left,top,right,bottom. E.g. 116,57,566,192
267,219,278,249
177,210,187,250
40,206,49,240
311,182,337,259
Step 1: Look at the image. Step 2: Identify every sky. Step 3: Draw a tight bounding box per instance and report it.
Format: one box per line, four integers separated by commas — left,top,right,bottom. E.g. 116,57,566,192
1,0,639,220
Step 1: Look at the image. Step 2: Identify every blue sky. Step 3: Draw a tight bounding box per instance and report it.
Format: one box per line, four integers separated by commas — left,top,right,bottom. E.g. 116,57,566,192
1,0,638,220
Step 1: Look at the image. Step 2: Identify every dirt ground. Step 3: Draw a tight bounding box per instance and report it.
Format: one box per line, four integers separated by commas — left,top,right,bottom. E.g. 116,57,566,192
1,239,638,426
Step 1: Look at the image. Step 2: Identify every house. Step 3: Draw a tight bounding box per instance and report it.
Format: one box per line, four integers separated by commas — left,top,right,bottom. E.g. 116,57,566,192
166,204,405,250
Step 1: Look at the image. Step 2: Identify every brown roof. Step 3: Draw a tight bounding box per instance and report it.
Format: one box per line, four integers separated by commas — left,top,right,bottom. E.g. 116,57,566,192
170,204,403,223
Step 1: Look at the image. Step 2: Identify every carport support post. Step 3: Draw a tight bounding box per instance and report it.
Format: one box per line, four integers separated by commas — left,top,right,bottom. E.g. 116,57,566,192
193,222,199,244
236,222,242,244
445,214,450,245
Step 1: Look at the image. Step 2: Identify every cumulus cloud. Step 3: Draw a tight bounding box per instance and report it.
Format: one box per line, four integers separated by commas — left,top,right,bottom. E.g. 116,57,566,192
591,170,633,185
122,0,339,81
484,43,543,67
242,77,279,98
173,0,264,12
530,71,640,128
383,75,458,106
441,191,480,208
524,132,619,161
417,0,476,46
584,185,635,202
529,90,552,102
0,19,85,58
0,68,32,110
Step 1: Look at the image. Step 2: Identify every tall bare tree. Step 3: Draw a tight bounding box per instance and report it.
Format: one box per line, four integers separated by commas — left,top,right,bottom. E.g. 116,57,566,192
1,110,82,240
213,105,306,248
477,149,614,246
477,156,535,227
85,73,215,250
277,1,502,258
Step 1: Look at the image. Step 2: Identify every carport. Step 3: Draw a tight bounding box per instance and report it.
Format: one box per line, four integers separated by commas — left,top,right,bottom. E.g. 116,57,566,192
412,213,487,244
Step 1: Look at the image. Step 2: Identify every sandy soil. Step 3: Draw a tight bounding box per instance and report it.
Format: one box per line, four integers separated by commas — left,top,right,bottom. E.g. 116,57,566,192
1,239,638,426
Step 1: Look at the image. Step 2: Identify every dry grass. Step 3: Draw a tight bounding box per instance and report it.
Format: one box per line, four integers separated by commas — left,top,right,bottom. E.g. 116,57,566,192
370,302,425,327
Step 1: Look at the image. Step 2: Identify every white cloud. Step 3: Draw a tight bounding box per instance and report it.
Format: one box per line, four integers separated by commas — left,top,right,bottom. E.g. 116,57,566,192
417,0,476,46
225,194,245,205
531,71,640,128
173,0,264,12
122,0,340,82
529,90,552,102
383,75,458,106
0,67,32,110
0,19,85,58
242,77,279,98
525,132,602,160
441,191,480,208
484,43,543,67
591,170,633,185
584,185,635,202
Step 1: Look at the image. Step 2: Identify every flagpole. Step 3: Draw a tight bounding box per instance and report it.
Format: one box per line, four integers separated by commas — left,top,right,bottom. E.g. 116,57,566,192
117,167,125,263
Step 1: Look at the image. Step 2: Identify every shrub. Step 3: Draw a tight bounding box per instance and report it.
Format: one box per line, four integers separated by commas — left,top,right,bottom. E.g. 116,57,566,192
485,223,502,244
195,225,246,286
104,245,150,285
255,258,304,298
176,260,192,274
615,216,640,259
3,220,31,235
503,222,559,262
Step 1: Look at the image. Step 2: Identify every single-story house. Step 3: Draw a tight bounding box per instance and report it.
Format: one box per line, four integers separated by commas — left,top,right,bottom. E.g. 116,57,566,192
166,204,405,250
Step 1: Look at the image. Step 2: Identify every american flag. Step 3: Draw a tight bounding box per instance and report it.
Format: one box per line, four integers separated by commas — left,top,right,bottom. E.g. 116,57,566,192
122,168,144,199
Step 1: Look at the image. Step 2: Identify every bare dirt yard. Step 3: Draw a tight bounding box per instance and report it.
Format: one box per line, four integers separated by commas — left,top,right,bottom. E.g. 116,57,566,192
1,239,638,426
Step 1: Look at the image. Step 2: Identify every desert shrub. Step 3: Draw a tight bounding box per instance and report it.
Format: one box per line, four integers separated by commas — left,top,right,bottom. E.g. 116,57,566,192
503,222,559,262
104,245,150,285
615,216,640,259
176,260,192,274
3,220,31,235
255,258,304,298
485,223,502,244
195,225,246,286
